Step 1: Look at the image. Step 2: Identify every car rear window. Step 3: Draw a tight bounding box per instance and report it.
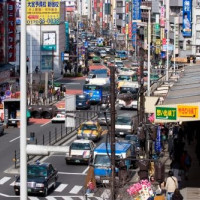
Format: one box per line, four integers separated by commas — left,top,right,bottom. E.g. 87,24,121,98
81,124,97,130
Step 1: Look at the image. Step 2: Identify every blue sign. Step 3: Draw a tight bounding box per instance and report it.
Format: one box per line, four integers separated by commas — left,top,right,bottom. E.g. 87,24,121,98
65,22,69,51
132,0,141,20
155,126,161,153
84,41,88,48
182,0,192,37
132,22,137,47
61,52,64,61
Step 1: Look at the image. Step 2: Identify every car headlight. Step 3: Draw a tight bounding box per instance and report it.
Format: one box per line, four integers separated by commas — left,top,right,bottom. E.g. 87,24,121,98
36,183,45,187
14,182,20,186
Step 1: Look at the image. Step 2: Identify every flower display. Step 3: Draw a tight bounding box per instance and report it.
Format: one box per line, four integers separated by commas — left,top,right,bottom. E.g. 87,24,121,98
127,179,154,200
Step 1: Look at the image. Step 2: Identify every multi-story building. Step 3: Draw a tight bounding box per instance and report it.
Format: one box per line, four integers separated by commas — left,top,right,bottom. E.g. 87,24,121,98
116,0,125,33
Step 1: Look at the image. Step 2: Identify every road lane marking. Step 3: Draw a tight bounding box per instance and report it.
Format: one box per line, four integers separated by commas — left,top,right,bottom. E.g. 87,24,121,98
45,197,57,200
0,177,11,185
28,197,40,200
58,172,86,175
100,189,111,199
82,166,89,174
61,197,74,200
40,121,51,127
9,136,20,143
0,193,17,197
69,185,82,194
10,181,15,186
54,184,68,192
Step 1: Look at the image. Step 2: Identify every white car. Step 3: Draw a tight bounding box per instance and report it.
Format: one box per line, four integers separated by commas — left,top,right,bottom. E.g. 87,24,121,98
100,50,107,58
65,139,95,164
51,111,65,123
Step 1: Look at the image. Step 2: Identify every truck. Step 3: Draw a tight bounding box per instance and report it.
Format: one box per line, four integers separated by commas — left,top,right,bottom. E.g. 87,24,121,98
93,142,132,185
3,98,30,127
118,82,139,109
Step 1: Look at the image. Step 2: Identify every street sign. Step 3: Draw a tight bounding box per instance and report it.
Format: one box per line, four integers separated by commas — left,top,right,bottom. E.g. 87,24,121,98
177,105,199,119
156,107,177,120
84,41,88,48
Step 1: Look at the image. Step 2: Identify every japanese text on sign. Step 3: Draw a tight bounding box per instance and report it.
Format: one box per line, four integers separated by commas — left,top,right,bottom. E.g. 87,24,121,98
26,0,60,25
177,105,199,118
156,107,177,120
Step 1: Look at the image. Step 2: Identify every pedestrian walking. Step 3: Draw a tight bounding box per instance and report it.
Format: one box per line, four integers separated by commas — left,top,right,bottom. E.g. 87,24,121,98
165,171,178,200
171,189,183,200
171,160,182,189
85,166,96,194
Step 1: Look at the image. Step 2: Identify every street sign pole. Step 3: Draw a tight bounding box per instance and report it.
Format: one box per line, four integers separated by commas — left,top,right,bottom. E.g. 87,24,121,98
20,0,27,199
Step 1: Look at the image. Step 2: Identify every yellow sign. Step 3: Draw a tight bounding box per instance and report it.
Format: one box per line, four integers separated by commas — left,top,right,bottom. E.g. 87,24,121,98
126,24,129,35
26,0,60,25
177,105,199,118
160,28,165,40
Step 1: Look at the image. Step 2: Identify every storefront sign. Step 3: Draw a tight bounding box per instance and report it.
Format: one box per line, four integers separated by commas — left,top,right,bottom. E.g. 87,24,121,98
65,21,69,52
160,6,165,27
156,107,177,120
26,0,60,25
7,0,16,62
182,0,192,37
132,0,141,20
174,17,179,54
0,2,4,63
177,105,199,118
128,22,132,39
132,22,137,47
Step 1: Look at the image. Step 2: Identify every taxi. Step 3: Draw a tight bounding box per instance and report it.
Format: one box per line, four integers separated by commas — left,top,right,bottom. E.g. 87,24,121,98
77,121,103,141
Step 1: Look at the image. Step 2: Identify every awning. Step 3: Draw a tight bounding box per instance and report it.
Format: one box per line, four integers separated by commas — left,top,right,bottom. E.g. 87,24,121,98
145,96,159,113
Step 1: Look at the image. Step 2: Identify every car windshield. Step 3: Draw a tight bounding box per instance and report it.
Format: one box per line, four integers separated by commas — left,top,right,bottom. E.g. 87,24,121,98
71,142,91,150
116,117,131,125
81,124,97,130
120,87,138,94
125,135,138,141
28,165,47,177
118,75,131,81
94,155,111,167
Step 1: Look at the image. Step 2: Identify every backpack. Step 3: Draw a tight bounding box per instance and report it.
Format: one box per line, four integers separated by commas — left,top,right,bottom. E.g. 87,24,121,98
185,155,191,166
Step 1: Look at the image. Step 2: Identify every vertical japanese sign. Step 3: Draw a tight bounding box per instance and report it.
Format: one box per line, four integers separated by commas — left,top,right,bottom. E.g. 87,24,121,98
132,22,137,47
128,22,132,39
65,21,69,52
183,0,192,37
132,0,141,20
7,0,16,62
160,6,165,27
155,126,161,153
0,1,4,63
174,17,179,54
144,27,147,50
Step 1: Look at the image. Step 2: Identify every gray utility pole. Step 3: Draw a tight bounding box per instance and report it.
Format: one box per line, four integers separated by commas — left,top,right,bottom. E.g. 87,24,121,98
51,49,54,89
110,66,116,200
139,48,145,124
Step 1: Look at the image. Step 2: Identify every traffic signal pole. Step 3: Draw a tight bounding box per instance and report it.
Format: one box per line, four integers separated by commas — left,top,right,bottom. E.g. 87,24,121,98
110,66,116,200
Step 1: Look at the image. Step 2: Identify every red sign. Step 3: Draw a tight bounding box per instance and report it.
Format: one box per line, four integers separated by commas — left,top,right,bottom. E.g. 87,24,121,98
128,22,132,38
0,2,4,63
7,0,16,62
162,38,166,45
94,0,97,10
126,2,129,13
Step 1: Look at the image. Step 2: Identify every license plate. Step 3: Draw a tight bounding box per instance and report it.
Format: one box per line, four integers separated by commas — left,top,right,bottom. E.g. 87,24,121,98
12,121,15,124
119,132,124,135
27,189,31,192
78,103,82,105
103,180,109,183
75,160,80,163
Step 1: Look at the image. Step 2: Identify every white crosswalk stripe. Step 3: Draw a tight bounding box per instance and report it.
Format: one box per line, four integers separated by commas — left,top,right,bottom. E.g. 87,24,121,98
55,184,68,192
100,189,111,199
69,185,83,194
46,197,57,200
0,177,11,185
10,181,15,186
61,197,74,200
28,197,40,200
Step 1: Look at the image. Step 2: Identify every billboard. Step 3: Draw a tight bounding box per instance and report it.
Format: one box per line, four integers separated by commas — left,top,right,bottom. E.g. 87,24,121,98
41,55,53,70
26,0,60,25
132,0,141,20
182,0,192,37
7,0,16,62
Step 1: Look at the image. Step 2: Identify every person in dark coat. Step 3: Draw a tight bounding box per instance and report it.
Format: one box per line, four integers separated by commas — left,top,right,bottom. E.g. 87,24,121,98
172,189,183,200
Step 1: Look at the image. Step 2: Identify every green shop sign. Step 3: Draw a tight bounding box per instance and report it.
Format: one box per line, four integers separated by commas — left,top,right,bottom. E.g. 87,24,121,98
41,45,56,51
156,107,177,120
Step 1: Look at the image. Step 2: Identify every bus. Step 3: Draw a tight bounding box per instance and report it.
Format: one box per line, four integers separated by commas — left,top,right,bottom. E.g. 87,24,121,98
83,84,110,103
116,50,128,60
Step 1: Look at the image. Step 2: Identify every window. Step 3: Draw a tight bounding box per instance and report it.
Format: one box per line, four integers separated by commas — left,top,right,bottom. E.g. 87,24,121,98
118,13,123,20
197,15,200,24
197,0,200,8
117,1,123,7
197,31,200,39
196,46,200,53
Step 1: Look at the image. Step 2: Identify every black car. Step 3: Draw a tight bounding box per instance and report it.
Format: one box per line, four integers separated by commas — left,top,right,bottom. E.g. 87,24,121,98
76,94,91,109
14,162,58,196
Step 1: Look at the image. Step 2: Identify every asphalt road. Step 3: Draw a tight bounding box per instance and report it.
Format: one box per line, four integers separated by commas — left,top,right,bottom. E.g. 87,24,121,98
0,61,137,200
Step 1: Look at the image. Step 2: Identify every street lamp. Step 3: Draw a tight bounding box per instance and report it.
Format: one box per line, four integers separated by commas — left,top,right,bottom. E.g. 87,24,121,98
140,5,151,96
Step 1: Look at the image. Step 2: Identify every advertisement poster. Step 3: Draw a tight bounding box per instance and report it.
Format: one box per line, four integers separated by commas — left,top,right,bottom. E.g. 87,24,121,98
182,0,192,37
7,0,16,62
26,0,60,25
132,0,141,20
155,126,161,153
41,55,53,70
